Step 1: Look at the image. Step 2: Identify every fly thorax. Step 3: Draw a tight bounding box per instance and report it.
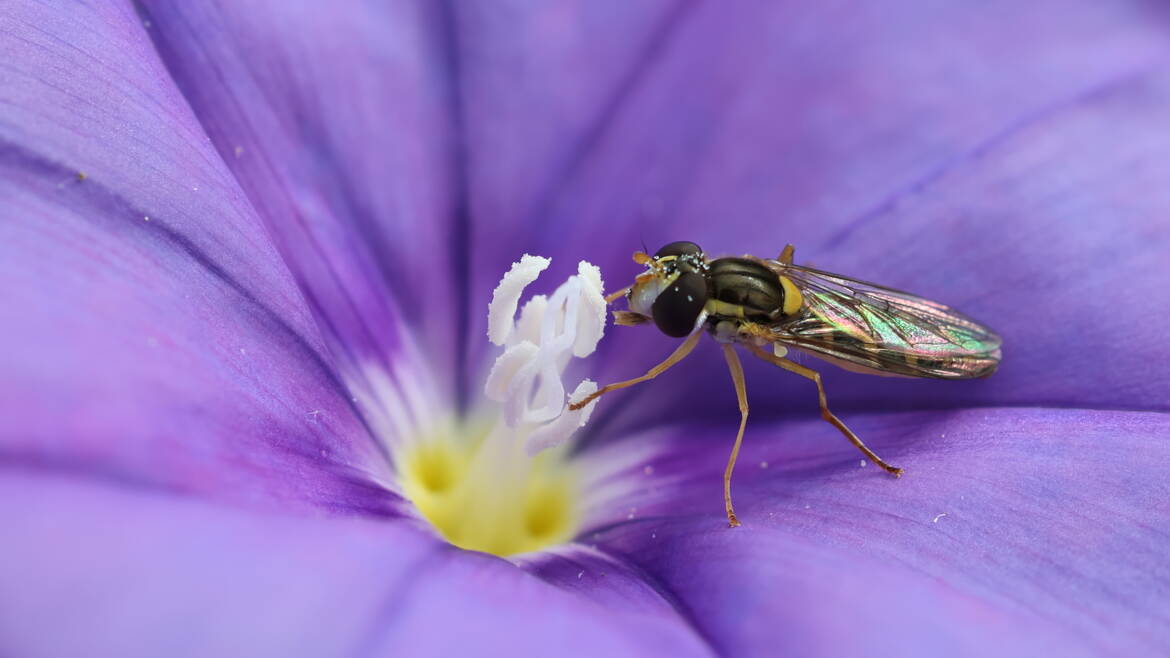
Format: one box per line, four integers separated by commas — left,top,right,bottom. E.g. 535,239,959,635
707,257,787,323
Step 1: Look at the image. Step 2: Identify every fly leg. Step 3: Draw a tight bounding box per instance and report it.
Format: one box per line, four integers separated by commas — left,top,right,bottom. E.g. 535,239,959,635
721,344,749,527
778,244,795,265
744,343,903,476
567,331,702,411
604,286,631,304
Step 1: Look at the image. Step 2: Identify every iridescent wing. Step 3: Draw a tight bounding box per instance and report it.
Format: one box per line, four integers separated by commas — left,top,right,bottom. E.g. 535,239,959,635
760,259,1002,379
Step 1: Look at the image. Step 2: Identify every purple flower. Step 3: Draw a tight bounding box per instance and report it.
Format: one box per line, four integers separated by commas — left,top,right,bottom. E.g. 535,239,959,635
3,1,1169,656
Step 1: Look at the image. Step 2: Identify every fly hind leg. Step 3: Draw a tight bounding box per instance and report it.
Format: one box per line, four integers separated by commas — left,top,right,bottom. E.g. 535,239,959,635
744,342,903,476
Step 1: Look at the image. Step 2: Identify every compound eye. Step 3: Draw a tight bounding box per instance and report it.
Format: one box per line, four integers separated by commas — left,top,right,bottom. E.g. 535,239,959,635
654,241,704,260
651,272,708,337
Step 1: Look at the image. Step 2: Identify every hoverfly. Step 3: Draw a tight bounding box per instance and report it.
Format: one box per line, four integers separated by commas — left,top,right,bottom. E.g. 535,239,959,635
569,241,1002,527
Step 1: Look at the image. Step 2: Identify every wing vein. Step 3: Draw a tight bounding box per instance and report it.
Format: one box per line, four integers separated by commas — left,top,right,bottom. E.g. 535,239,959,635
755,259,1001,379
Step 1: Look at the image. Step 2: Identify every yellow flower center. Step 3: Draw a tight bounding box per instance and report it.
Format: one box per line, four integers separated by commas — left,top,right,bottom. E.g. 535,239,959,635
398,256,606,557
400,430,579,556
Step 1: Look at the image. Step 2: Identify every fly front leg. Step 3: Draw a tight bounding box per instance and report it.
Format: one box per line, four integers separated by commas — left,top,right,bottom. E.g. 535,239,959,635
604,285,632,304
567,330,702,411
744,343,903,476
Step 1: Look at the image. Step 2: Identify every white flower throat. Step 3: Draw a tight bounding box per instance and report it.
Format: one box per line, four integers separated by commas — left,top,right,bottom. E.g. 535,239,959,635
400,255,606,556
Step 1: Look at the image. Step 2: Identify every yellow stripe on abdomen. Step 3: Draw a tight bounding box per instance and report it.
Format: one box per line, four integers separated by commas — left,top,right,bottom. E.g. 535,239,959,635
706,299,747,319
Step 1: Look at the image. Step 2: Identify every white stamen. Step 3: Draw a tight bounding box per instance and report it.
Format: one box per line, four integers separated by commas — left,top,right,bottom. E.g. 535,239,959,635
487,254,550,346
516,358,565,426
484,341,539,402
572,262,606,357
526,379,599,455
483,255,607,455
514,295,548,347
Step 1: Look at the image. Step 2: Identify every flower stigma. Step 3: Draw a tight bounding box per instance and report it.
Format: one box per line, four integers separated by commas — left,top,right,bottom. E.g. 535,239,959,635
400,256,605,556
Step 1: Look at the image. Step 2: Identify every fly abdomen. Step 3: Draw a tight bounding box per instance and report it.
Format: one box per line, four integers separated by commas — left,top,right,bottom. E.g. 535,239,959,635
707,257,787,323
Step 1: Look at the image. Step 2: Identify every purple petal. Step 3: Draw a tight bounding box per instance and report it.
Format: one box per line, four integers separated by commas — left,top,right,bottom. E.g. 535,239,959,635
0,473,713,658
516,544,715,653
0,2,393,513
451,0,684,384
451,1,1170,426
584,407,1170,655
136,1,462,402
